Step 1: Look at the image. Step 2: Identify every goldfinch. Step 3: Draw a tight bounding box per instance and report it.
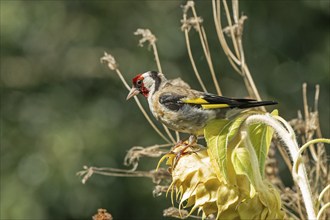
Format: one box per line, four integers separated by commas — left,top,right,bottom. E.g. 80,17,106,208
127,71,277,138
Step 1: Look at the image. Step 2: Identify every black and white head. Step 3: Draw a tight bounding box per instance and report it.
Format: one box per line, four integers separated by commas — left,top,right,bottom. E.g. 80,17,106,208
126,71,166,99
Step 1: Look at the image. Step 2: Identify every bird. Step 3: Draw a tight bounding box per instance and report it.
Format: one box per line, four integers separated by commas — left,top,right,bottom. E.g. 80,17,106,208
126,70,277,159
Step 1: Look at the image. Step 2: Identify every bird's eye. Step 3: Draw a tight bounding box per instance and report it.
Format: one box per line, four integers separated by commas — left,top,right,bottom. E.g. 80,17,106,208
136,80,142,86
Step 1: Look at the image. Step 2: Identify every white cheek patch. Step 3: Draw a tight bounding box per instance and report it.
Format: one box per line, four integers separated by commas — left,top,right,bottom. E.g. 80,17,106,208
143,77,154,90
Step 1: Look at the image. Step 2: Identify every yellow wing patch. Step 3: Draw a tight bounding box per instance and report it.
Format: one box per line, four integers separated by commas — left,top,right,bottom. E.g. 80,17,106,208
201,104,230,109
182,98,230,109
182,97,209,104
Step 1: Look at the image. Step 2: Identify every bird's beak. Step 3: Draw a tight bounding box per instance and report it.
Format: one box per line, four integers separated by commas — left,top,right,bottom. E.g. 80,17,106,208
126,87,140,100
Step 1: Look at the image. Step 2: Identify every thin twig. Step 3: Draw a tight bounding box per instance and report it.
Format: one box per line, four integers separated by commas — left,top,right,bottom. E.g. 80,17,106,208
182,13,208,92
189,3,222,95
212,0,242,74
314,84,323,142
124,143,172,171
319,185,330,203
222,0,241,59
302,83,318,161
302,83,310,136
77,166,171,185
151,43,163,74
292,138,330,179
213,0,264,105
317,203,330,220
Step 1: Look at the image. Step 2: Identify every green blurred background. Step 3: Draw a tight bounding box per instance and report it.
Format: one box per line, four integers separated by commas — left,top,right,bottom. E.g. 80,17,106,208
1,1,329,219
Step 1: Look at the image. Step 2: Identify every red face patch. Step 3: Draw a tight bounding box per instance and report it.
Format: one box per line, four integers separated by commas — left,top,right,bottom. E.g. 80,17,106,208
132,74,142,85
132,74,149,98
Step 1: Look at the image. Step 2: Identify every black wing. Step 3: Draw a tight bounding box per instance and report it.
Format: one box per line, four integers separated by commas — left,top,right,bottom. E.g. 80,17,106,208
183,93,277,109
159,93,201,111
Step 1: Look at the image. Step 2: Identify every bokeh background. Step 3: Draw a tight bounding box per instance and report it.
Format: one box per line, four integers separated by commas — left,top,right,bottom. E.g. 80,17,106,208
1,1,329,219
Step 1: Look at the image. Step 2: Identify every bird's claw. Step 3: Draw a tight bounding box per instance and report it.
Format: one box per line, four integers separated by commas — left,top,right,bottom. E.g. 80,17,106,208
168,135,201,171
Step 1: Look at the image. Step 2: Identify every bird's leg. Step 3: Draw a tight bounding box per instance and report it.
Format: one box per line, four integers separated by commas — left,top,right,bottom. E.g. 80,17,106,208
171,134,201,150
171,136,189,151
170,135,200,169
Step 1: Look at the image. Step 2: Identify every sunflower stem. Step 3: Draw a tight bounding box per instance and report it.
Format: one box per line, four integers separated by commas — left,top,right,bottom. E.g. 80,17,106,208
243,114,316,219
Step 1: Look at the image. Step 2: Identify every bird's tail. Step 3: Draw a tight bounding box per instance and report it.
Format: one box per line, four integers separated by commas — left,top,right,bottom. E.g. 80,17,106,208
237,100,278,109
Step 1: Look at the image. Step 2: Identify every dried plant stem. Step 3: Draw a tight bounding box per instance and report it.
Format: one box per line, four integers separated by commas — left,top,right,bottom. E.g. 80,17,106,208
175,132,180,142
87,167,154,178
163,207,205,219
212,0,264,110
151,44,177,143
302,83,310,134
292,138,330,179
317,203,330,220
151,43,163,74
229,1,250,96
281,206,300,220
124,143,172,171
212,0,241,72
302,83,318,161
182,17,208,93
78,166,158,184
314,85,324,143
244,114,316,219
231,0,239,23
242,65,263,103
189,3,222,95
77,165,172,185
312,85,328,176
222,0,240,59
319,184,330,203
318,185,330,219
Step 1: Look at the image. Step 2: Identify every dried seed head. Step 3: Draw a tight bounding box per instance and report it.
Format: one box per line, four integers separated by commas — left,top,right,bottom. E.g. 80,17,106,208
92,209,113,220
134,28,157,47
100,52,118,70
181,0,195,14
223,15,247,38
181,17,203,32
